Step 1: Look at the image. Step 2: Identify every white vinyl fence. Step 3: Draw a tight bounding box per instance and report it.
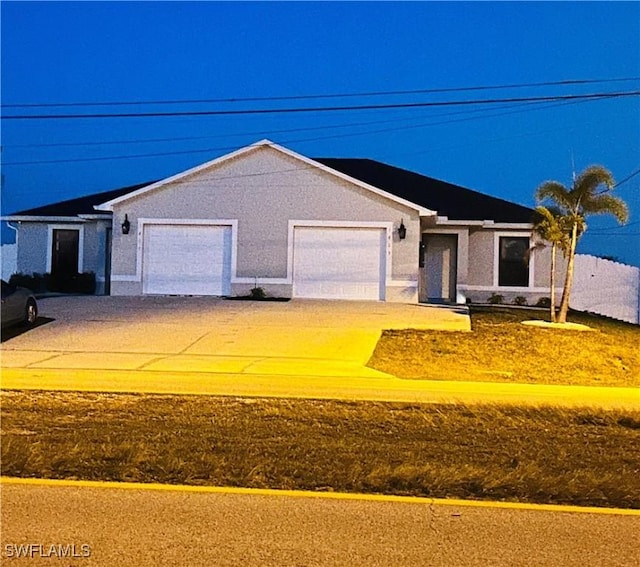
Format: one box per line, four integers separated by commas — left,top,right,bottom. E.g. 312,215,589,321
571,254,639,324
1,244,17,281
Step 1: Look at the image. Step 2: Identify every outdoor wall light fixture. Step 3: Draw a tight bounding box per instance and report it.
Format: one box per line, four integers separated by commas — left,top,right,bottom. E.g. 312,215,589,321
398,219,407,240
121,214,131,235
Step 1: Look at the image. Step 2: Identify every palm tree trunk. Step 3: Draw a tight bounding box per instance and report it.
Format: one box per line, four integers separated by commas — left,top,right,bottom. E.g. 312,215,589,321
558,222,578,323
550,243,557,323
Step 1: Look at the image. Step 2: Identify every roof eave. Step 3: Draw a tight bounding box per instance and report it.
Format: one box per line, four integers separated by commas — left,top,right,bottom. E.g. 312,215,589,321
79,213,112,220
1,215,91,223
430,217,533,228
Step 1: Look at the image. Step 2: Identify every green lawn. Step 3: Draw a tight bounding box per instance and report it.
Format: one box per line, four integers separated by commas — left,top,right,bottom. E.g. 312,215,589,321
2,391,639,508
368,306,640,387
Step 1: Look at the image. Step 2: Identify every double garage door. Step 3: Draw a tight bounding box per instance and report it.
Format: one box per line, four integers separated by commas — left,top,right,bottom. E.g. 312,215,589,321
142,224,386,300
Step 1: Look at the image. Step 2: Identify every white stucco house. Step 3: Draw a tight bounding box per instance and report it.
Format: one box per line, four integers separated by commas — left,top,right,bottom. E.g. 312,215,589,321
2,139,558,304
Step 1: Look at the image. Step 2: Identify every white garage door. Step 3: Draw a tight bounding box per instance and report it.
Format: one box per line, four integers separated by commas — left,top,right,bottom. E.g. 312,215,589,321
293,226,386,300
143,224,232,295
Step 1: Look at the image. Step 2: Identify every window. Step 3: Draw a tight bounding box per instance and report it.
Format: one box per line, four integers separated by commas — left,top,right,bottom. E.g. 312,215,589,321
498,236,529,287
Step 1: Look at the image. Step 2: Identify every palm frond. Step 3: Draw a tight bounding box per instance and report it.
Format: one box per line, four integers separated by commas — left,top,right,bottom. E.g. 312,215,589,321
533,205,572,253
535,206,556,224
572,165,615,199
535,181,572,210
581,193,629,224
546,205,565,218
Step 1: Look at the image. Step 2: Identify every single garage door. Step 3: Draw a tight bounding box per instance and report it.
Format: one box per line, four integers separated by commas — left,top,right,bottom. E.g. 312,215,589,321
143,224,231,295
293,226,386,300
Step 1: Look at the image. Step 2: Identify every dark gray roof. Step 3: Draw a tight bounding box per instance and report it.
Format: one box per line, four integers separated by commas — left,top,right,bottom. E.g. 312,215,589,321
8,157,535,224
10,181,154,217
315,158,535,223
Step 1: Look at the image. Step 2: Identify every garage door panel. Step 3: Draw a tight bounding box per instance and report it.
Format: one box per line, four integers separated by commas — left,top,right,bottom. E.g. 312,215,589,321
143,224,231,295
293,227,385,300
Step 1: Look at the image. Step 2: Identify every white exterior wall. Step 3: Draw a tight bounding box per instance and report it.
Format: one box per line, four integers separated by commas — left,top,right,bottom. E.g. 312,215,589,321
461,228,566,305
15,223,50,275
467,229,494,288
109,146,420,301
1,244,17,280
572,255,639,324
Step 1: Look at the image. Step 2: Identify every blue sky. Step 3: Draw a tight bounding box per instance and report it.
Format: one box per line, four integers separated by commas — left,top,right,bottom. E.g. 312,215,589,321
2,1,639,264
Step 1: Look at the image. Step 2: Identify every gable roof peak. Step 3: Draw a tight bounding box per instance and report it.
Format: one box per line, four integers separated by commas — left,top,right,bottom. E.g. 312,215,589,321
253,138,275,146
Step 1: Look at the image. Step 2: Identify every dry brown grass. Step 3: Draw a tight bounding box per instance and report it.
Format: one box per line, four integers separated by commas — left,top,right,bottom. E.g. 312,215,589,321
2,391,639,508
368,306,640,386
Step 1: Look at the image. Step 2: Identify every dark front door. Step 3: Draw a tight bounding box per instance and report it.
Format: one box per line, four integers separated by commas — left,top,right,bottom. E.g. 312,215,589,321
51,229,79,277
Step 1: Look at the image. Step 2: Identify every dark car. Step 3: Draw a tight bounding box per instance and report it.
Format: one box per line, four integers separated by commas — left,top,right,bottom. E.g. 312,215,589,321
1,279,38,329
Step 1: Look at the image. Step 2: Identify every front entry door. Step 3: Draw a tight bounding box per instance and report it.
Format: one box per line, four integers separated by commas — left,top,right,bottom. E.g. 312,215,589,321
422,234,458,303
51,229,79,276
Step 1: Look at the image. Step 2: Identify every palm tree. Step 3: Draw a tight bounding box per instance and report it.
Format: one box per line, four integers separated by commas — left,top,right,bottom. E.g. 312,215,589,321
532,206,571,322
535,165,628,324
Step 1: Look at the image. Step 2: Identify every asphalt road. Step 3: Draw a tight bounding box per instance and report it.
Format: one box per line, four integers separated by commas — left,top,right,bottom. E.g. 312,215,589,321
2,482,639,567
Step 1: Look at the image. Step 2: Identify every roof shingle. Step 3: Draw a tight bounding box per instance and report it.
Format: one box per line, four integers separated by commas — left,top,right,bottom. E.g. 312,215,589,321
315,158,535,223
11,181,154,217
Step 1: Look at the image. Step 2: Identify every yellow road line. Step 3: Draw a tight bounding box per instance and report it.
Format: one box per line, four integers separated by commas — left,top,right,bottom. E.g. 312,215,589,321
2,476,638,516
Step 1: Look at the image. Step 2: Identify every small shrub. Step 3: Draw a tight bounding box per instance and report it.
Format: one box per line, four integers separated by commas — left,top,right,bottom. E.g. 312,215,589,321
48,272,96,294
9,272,47,293
74,272,96,294
536,297,551,308
488,293,504,305
249,286,266,300
8,271,95,294
513,296,527,306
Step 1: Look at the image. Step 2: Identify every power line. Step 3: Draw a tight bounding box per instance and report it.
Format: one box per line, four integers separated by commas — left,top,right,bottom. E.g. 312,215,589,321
586,232,640,236
3,77,638,109
2,100,552,149
0,96,610,165
588,221,640,233
3,91,638,121
3,97,575,156
2,145,238,165
614,167,640,188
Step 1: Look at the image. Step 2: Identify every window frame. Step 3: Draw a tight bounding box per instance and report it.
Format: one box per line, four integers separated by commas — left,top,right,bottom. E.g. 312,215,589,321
493,231,533,289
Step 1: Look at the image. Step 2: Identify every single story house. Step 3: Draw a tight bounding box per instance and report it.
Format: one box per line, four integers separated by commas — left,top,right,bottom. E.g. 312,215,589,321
3,139,561,304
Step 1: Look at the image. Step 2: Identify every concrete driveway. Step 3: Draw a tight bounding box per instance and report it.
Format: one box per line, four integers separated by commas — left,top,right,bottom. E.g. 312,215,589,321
3,297,637,409
1,296,469,378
